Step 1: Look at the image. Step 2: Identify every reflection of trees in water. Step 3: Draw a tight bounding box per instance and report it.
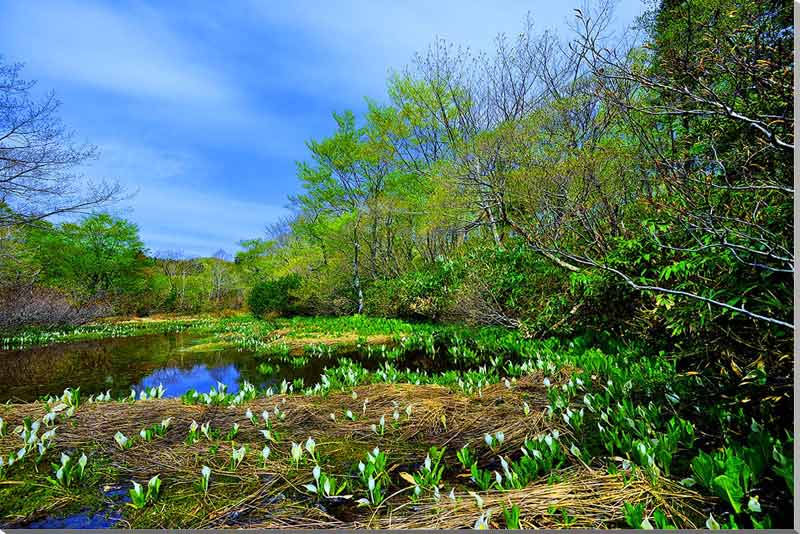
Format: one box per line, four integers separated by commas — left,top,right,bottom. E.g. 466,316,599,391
0,334,258,401
0,333,361,402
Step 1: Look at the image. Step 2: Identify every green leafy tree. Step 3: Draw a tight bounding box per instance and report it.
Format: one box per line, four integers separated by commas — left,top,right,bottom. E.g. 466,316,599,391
28,213,150,299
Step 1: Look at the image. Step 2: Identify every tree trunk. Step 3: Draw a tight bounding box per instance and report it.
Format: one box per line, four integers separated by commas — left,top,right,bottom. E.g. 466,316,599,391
353,215,364,313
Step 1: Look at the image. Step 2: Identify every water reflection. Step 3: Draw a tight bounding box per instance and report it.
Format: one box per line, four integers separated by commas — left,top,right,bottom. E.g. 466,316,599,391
138,363,241,396
0,332,336,402
0,330,448,402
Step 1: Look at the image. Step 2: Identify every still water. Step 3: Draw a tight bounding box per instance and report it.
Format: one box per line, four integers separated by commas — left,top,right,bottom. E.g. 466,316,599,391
0,332,337,402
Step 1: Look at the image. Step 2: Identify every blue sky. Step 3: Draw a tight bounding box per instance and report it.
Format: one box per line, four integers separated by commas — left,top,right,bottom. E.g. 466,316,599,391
0,0,644,257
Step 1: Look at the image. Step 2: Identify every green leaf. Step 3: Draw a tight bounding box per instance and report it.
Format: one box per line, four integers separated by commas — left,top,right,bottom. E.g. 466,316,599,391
711,474,744,514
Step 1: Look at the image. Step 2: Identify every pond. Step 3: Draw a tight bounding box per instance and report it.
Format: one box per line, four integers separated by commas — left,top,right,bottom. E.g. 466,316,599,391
0,332,342,402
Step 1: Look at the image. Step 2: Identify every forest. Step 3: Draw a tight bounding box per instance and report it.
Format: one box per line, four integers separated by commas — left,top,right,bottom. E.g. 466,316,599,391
0,0,793,529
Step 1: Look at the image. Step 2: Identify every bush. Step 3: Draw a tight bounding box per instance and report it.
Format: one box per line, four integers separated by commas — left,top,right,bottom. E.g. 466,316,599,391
248,274,301,317
365,257,464,320
0,283,111,333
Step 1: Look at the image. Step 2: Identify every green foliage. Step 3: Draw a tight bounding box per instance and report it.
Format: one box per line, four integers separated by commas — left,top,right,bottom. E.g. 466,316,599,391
128,475,161,509
248,274,301,317
48,452,87,488
502,504,521,529
365,256,464,319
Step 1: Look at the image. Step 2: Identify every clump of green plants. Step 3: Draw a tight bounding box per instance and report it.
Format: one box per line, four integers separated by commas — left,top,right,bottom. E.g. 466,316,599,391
409,446,446,500
304,465,347,499
129,475,161,509
355,447,388,507
48,452,87,488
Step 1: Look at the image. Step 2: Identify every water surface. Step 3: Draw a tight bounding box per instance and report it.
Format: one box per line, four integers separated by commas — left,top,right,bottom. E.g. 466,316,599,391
0,332,335,402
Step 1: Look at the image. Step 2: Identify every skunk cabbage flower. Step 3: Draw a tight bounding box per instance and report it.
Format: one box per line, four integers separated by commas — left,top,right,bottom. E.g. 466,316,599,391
747,496,761,513
231,445,246,469
114,431,129,449
290,442,303,465
200,465,211,493
469,491,484,509
305,437,316,456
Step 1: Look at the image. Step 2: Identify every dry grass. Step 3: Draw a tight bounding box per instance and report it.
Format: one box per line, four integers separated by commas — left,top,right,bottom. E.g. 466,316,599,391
0,373,562,466
372,467,707,529
0,372,708,529
237,467,707,529
264,331,398,354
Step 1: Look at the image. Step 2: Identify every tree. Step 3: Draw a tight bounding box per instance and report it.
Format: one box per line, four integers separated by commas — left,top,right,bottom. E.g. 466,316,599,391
292,111,392,313
153,250,204,310
28,213,149,298
566,0,793,329
209,249,235,305
0,58,121,229
234,238,279,283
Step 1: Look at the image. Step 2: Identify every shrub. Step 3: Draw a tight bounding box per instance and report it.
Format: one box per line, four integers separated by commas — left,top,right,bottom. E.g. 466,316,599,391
365,257,464,320
0,283,111,333
248,274,301,317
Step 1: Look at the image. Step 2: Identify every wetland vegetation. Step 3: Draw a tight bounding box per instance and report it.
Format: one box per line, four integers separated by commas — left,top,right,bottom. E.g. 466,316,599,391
0,0,793,529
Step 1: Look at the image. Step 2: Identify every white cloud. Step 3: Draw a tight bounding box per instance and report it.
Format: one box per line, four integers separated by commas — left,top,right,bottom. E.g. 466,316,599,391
88,141,198,183
249,0,644,102
132,184,289,257
77,139,288,256
0,0,235,106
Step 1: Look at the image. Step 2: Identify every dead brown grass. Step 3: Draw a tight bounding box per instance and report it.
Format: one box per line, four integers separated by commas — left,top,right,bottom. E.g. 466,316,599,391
0,372,708,529
264,331,397,355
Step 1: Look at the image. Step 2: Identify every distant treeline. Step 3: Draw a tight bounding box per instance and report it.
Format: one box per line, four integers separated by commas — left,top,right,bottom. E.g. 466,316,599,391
0,212,251,330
